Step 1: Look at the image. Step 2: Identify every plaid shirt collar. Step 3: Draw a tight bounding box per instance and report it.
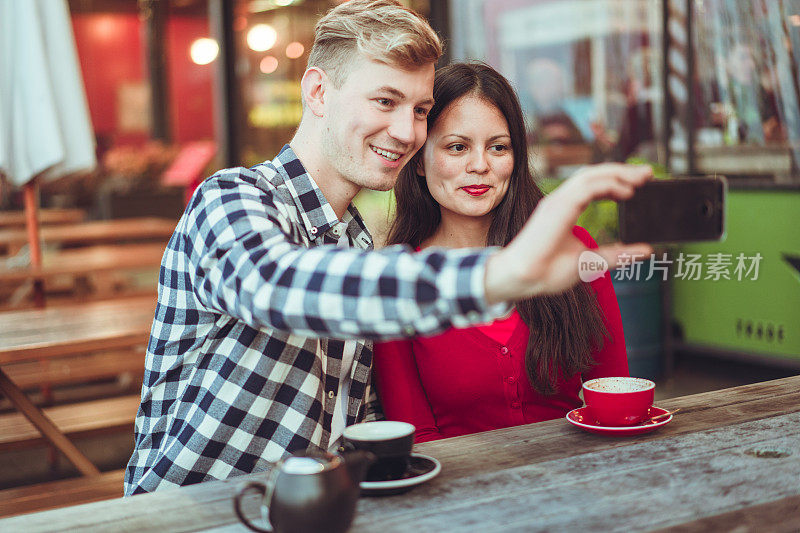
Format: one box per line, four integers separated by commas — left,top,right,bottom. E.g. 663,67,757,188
271,145,371,249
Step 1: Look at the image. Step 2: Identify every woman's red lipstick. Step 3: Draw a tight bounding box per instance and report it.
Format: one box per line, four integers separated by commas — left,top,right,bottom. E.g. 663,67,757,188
461,185,491,196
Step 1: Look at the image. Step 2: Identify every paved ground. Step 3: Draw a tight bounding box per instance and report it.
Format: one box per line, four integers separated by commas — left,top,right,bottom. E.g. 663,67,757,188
655,352,797,401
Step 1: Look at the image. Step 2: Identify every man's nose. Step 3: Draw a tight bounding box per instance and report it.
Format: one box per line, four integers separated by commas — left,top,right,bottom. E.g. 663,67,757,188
466,150,489,174
387,110,416,145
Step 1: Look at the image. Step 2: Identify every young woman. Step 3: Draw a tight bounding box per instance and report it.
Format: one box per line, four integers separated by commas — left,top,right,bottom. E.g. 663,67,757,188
372,63,629,442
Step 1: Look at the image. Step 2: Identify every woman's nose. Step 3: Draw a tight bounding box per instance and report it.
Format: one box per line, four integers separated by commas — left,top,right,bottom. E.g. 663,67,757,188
466,151,489,174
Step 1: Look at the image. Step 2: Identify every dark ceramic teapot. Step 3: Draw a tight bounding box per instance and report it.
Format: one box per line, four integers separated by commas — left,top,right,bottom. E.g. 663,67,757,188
233,450,375,533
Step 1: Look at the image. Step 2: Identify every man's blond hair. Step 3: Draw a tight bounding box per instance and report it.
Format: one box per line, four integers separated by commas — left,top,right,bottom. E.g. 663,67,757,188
308,0,442,87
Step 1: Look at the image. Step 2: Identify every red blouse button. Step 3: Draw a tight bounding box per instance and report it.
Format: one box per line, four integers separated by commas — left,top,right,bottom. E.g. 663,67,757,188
507,376,516,384
500,346,509,355
511,401,521,409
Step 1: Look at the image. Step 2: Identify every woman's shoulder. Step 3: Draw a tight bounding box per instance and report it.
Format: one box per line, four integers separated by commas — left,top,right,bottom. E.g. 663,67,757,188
571,225,598,249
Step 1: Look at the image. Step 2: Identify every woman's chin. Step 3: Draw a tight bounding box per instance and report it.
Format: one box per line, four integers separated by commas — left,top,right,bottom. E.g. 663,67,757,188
452,207,495,220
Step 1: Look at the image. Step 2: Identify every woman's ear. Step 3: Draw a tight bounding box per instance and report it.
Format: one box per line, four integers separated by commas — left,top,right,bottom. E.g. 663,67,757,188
301,67,327,117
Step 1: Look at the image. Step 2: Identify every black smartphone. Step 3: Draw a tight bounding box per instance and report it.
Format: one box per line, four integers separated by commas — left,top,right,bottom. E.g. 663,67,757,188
618,176,727,244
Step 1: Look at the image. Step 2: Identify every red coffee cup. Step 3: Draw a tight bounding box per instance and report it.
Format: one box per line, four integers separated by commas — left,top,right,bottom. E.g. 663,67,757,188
582,377,655,427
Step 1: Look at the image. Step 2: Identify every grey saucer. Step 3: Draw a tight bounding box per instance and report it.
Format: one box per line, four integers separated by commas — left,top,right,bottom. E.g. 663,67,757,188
359,453,441,496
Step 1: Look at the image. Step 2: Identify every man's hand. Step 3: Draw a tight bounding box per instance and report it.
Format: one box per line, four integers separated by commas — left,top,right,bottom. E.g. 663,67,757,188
484,163,653,304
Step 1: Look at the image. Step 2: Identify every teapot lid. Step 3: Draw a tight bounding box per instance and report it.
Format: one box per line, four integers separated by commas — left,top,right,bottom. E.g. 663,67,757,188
281,455,341,475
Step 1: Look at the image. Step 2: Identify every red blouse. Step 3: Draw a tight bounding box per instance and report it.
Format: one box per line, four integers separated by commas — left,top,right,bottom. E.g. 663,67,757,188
372,227,629,443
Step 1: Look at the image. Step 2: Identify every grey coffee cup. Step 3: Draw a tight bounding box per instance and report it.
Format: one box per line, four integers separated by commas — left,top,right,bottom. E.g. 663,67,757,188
341,421,415,481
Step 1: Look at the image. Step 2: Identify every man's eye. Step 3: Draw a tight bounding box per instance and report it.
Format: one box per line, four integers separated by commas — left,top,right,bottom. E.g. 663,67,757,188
376,98,393,107
448,144,466,152
415,107,430,118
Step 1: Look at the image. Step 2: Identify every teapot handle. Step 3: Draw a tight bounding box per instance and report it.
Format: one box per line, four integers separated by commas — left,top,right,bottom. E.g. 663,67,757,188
233,481,275,533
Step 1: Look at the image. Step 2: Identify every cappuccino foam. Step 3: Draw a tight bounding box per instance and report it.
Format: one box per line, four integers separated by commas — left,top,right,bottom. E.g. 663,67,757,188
343,421,414,441
584,377,653,393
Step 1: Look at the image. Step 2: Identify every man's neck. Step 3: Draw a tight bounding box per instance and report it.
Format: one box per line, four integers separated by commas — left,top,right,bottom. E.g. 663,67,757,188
289,129,360,220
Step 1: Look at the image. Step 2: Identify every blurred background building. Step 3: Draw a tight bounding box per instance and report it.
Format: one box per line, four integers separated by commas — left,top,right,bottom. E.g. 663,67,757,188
2,0,799,395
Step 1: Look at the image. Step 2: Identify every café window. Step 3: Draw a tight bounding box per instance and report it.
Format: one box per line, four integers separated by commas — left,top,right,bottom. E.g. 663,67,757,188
687,0,800,183
449,0,665,179
231,0,330,167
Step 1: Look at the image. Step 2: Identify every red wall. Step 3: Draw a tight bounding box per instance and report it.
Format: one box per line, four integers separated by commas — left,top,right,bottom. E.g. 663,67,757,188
71,13,214,147
167,17,215,144
72,13,145,146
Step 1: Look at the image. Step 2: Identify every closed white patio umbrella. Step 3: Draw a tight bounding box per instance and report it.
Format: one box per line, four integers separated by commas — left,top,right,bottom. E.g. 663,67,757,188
0,0,105,478
0,0,96,305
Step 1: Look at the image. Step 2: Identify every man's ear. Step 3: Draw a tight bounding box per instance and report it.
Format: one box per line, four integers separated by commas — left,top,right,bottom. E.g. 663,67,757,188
416,157,425,177
300,67,327,117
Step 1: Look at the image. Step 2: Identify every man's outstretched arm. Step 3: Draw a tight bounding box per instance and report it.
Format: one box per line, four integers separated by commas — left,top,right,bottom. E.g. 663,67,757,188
183,168,504,340
185,164,652,340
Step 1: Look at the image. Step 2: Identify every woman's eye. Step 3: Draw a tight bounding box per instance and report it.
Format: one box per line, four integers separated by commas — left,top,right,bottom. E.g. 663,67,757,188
490,144,510,153
376,98,393,107
448,144,466,152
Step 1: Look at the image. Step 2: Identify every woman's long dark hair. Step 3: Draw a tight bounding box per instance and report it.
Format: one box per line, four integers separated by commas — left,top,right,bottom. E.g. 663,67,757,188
387,62,609,395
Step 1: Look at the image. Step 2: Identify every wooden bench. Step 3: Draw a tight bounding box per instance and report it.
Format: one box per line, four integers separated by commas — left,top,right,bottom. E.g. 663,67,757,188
0,395,140,452
0,349,145,412
0,469,124,518
0,217,176,255
0,349,144,409
0,209,86,229
0,289,157,313
0,350,144,394
0,243,165,285
0,243,164,307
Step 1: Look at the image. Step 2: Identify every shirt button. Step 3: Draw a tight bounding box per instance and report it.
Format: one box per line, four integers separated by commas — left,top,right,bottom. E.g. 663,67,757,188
511,401,521,409
500,346,509,355
507,376,516,384
310,227,318,235
467,311,480,322
328,390,335,399
403,326,415,336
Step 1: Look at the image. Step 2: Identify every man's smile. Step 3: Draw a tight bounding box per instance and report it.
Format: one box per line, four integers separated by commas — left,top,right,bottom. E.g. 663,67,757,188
370,145,403,161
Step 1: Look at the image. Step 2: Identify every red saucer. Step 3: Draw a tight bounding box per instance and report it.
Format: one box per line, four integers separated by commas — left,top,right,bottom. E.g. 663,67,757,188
566,406,673,436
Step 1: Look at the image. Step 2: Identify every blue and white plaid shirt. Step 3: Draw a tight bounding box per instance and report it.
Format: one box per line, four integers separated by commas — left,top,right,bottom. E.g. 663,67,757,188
124,145,504,494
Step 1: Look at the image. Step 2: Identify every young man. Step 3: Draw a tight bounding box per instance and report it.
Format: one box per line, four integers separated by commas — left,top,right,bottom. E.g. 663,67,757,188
125,0,651,494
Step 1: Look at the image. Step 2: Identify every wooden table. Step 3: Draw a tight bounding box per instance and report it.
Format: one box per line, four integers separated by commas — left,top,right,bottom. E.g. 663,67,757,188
2,375,799,531
0,217,176,254
0,296,155,476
